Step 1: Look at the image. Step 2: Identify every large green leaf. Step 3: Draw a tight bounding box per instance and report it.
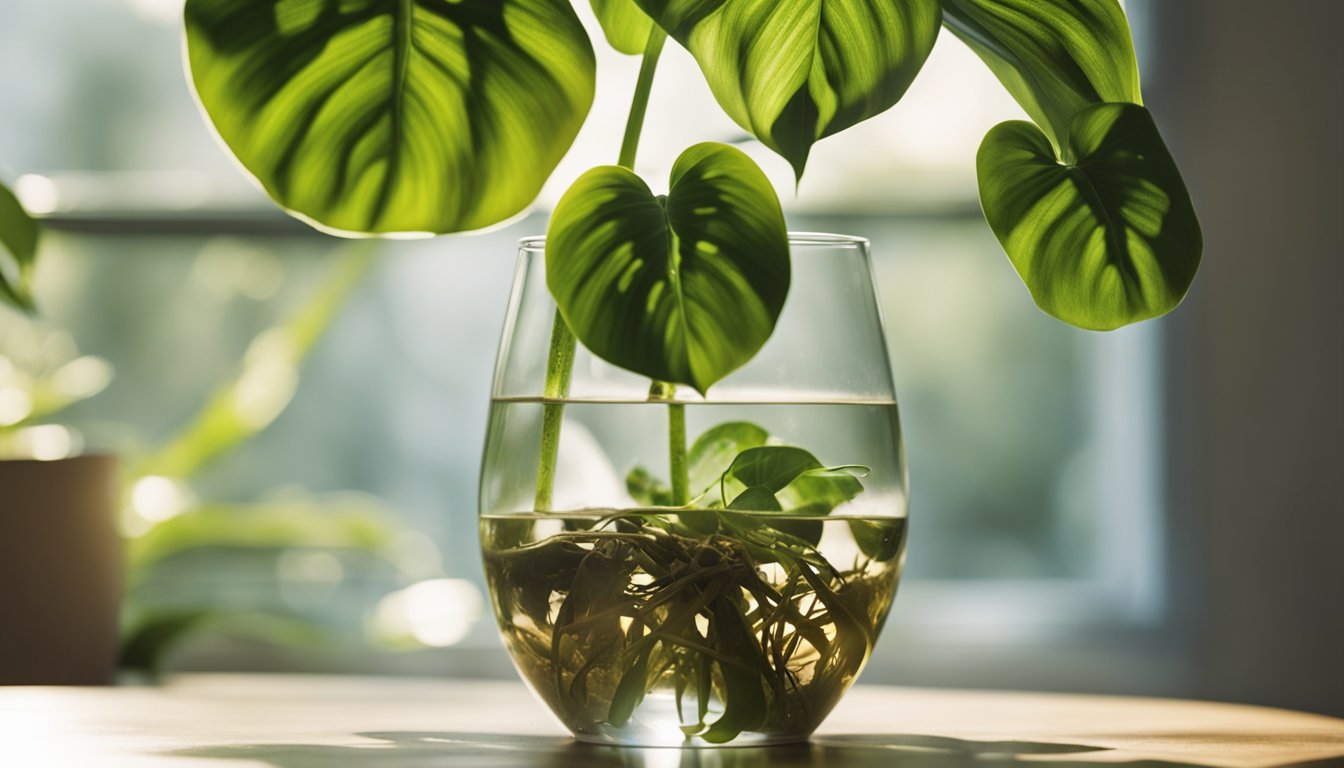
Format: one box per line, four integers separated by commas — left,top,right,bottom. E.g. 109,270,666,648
546,142,789,394
184,0,596,235
0,181,38,312
977,102,1201,330
591,0,654,55
636,0,941,179
941,0,1140,154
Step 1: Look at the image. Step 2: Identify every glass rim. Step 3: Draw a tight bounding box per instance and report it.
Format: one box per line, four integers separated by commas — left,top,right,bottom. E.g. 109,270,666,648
517,231,869,253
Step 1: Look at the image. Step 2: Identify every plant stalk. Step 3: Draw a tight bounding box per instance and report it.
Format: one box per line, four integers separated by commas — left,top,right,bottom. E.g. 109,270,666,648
618,26,668,170
668,401,689,506
532,27,667,512
651,380,689,506
533,310,576,512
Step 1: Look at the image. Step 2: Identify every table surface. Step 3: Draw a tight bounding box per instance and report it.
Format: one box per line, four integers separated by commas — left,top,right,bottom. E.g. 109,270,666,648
2,674,1341,768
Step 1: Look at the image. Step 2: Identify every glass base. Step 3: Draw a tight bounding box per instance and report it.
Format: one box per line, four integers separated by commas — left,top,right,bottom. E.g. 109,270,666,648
568,694,812,748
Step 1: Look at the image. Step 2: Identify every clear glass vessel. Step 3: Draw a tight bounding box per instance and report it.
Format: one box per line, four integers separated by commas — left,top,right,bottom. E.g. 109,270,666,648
480,234,909,747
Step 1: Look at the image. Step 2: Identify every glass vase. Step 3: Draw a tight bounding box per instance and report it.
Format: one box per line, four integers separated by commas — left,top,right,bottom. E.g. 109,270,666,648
479,233,908,747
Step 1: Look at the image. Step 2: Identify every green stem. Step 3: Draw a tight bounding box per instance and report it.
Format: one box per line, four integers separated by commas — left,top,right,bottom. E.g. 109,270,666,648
533,310,575,511
618,26,668,170
669,403,688,505
532,27,668,512
651,381,689,506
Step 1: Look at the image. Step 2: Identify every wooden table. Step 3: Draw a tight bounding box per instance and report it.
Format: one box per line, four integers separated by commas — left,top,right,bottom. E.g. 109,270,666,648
2,675,1341,767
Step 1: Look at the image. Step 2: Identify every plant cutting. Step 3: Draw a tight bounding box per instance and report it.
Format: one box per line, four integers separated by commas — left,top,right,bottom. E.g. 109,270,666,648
182,0,1201,746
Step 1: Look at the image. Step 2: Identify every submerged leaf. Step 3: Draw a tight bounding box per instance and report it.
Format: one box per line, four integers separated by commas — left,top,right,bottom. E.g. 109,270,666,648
727,446,823,493
626,466,673,507
701,597,768,742
608,642,653,726
689,421,768,497
726,486,782,512
849,517,906,562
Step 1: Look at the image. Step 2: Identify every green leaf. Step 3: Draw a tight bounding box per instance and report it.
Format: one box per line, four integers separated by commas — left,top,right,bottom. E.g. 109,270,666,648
729,485,823,546
726,486,781,512
636,0,941,178
625,465,673,507
547,142,789,394
941,0,1141,153
977,102,1201,330
701,597,768,742
607,644,653,726
849,517,905,562
0,181,38,312
184,0,595,235
689,421,767,496
727,446,822,493
778,470,864,517
592,0,655,55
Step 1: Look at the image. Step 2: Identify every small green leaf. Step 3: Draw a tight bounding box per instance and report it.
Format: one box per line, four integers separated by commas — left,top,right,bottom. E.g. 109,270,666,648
726,486,781,512
729,485,822,546
0,181,39,312
778,470,865,517
942,0,1141,152
977,102,1201,330
849,517,906,562
184,0,596,235
689,421,768,496
637,0,941,178
547,143,789,394
626,466,673,507
591,0,654,55
727,446,822,493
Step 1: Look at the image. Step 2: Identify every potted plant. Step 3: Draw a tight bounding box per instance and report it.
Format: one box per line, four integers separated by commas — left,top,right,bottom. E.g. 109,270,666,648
1,180,123,684
181,0,1200,745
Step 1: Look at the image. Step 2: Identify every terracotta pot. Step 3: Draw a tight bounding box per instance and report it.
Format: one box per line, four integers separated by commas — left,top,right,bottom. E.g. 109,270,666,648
0,455,121,684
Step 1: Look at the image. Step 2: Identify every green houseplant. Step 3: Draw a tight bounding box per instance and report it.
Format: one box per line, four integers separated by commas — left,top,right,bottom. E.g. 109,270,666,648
0,179,124,684
182,0,1201,745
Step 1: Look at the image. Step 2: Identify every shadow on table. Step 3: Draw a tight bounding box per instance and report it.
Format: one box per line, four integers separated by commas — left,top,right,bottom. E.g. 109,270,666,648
165,730,1343,768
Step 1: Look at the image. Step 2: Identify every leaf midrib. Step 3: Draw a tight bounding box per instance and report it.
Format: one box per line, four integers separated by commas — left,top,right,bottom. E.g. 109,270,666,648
657,194,695,389
1067,159,1140,298
368,0,415,230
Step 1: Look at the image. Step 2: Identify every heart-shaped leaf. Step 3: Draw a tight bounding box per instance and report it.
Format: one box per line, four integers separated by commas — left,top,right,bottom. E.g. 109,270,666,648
0,181,38,312
592,0,655,55
977,102,1201,330
184,0,596,236
941,0,1141,153
636,0,941,179
546,142,789,394
727,446,823,493
689,421,768,496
